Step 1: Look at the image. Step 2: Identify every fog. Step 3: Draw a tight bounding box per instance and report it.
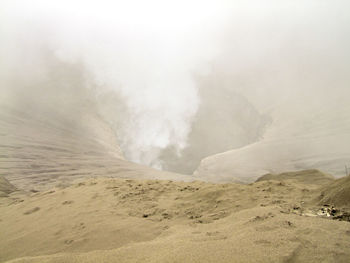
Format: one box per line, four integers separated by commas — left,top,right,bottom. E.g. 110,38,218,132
1,0,350,175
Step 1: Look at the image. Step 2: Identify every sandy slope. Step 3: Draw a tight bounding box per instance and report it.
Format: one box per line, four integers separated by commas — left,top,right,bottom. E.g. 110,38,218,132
0,102,191,190
315,175,350,208
194,98,350,183
0,176,16,197
1,170,350,263
0,61,195,191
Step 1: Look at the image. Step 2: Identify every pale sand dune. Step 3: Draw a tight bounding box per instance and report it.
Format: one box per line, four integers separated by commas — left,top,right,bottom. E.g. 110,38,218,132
1,171,350,263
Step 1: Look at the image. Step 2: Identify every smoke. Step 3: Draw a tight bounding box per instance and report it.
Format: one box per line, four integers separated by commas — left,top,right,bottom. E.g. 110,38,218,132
1,0,350,173
190,0,350,179
1,0,229,168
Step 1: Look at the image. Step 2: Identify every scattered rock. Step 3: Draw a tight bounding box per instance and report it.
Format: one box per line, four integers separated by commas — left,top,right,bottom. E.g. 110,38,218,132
64,239,74,244
250,213,274,222
23,207,40,215
62,200,74,205
333,212,350,222
0,177,18,197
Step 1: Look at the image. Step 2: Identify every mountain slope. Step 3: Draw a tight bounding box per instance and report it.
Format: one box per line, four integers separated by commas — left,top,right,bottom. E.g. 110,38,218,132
0,55,192,191
194,95,350,183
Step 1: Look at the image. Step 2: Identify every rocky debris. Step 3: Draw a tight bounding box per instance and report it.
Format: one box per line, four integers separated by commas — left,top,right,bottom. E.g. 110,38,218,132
317,205,337,217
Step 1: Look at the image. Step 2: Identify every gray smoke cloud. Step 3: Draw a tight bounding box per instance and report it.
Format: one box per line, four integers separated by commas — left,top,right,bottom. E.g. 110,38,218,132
189,1,350,178
1,0,227,168
1,0,350,174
